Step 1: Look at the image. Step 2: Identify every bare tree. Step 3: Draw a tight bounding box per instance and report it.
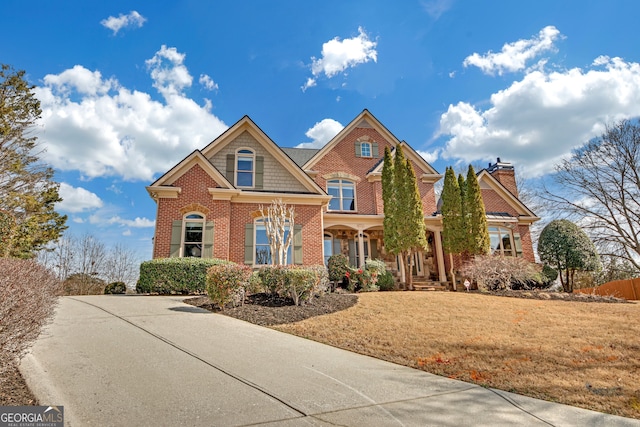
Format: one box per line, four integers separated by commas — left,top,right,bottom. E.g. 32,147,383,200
259,199,294,265
544,120,640,270
103,243,139,286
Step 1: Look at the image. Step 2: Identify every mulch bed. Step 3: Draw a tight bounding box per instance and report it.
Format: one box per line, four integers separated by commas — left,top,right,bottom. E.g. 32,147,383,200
184,292,359,326
0,361,38,406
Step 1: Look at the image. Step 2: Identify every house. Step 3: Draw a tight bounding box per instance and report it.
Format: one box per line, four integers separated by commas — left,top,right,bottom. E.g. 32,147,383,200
147,109,539,284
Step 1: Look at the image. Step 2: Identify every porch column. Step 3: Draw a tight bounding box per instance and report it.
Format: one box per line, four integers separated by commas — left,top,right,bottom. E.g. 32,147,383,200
357,229,366,267
433,229,447,282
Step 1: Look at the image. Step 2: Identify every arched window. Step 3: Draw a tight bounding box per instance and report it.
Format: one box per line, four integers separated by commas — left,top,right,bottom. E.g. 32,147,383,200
489,226,514,256
236,149,255,188
327,179,356,211
183,213,204,257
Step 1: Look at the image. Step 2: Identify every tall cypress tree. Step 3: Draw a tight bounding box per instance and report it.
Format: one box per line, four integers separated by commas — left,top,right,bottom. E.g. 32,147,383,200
458,173,470,255
441,166,464,285
466,165,490,255
381,146,397,255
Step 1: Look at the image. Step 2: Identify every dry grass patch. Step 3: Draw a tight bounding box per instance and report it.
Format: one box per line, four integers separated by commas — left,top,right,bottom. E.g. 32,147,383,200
274,292,640,419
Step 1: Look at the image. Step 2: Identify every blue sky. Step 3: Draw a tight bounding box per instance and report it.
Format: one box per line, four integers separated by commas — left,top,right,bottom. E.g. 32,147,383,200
3,1,640,260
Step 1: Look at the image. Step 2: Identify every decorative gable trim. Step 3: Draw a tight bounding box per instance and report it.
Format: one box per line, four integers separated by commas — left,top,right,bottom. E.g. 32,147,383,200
322,172,362,182
304,109,402,169
149,150,232,189
200,116,325,195
476,170,539,223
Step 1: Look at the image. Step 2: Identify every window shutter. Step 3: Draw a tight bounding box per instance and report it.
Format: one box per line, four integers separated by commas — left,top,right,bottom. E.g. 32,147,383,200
513,233,523,257
203,221,214,258
293,224,303,264
170,220,182,257
372,143,379,158
255,156,264,189
244,223,254,264
348,239,356,266
370,239,378,259
355,141,361,157
226,154,235,185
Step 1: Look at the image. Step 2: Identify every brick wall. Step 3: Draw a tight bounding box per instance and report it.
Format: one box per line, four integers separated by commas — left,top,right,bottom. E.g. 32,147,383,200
154,163,324,264
311,126,438,215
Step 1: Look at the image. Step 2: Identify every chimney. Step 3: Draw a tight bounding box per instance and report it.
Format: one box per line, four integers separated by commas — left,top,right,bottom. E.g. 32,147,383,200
487,157,518,197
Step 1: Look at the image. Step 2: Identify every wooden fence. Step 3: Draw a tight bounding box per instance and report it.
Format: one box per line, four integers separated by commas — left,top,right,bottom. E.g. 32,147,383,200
574,278,640,300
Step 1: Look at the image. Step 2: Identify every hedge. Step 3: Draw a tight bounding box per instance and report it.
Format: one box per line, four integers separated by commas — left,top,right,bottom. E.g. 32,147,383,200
136,258,230,294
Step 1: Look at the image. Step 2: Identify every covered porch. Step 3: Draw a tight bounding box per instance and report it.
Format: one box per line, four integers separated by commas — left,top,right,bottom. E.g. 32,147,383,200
322,215,447,283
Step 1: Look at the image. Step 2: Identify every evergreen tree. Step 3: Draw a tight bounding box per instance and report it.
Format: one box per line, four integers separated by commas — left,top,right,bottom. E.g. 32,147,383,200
457,173,470,254
441,167,465,285
0,64,67,257
381,146,397,255
466,165,490,255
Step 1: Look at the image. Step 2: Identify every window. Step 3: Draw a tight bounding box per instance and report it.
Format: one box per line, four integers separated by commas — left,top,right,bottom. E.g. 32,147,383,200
236,149,254,187
360,142,372,157
323,233,333,265
183,214,204,257
255,218,292,265
489,226,514,256
327,179,355,211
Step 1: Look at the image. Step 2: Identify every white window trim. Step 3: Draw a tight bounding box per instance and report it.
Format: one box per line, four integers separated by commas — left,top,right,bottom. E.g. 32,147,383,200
327,179,357,212
182,212,205,258
235,148,255,188
489,226,514,256
254,217,293,266
360,141,372,157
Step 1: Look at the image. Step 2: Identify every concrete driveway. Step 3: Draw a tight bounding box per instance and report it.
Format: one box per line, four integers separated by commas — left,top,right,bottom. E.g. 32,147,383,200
20,295,640,426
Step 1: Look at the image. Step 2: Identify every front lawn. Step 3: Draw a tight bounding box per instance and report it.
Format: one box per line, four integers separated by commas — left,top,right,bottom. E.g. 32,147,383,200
273,292,640,419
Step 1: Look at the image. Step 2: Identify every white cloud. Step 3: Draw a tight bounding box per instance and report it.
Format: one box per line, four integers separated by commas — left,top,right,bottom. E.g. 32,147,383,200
463,26,561,76
438,56,640,177
421,0,454,19
100,11,146,35
89,214,155,228
295,119,344,149
122,229,132,236
36,45,227,182
199,74,218,91
417,149,440,164
57,183,104,213
303,27,377,89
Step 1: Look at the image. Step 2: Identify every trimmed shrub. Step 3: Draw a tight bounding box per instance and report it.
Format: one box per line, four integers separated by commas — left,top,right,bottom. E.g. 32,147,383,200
541,264,559,284
0,259,61,377
246,271,265,295
136,258,231,294
104,281,127,294
258,265,329,305
347,259,387,292
63,273,106,295
206,263,252,310
460,255,545,291
377,270,396,291
327,254,349,285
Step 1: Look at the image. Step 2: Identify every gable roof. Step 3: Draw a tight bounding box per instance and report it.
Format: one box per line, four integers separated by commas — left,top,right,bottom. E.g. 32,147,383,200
281,147,320,166
476,169,539,223
149,149,232,189
302,109,440,180
200,115,325,194
366,141,441,182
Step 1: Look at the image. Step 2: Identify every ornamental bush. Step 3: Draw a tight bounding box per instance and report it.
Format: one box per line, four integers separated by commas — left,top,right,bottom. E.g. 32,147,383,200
347,259,387,292
258,265,328,305
460,255,544,291
327,254,349,284
206,263,252,310
136,257,231,294
0,259,61,378
377,270,396,291
104,281,127,294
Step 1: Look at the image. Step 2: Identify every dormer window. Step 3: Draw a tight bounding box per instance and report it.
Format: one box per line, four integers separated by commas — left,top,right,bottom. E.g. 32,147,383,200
360,142,372,157
236,149,254,188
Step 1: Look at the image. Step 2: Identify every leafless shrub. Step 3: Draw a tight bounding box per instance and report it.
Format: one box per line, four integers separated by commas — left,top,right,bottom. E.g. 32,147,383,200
62,273,106,295
0,258,61,376
460,255,544,291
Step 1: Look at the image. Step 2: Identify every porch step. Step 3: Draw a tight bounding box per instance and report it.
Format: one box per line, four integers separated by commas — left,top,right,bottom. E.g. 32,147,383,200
412,281,448,291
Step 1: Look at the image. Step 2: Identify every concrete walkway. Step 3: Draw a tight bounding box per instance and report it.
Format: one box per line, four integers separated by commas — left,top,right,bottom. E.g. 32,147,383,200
20,295,640,427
